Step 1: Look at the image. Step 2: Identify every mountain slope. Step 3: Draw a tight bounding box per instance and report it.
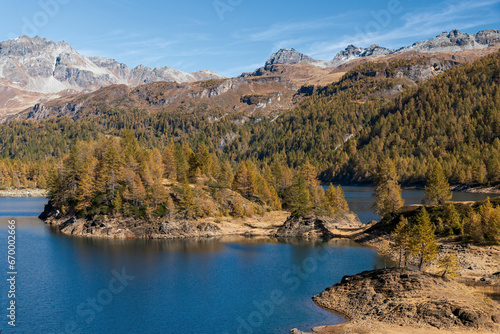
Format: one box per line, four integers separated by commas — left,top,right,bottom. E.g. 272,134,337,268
233,50,500,186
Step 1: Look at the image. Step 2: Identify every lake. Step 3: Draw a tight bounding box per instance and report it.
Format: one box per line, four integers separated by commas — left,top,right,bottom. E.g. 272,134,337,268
0,188,496,334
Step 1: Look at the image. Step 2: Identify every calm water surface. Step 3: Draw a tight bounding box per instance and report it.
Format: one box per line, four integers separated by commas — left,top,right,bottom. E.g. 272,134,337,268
0,189,496,333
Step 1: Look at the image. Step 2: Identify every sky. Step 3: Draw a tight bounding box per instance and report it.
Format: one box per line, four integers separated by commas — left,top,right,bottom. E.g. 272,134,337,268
1,0,500,77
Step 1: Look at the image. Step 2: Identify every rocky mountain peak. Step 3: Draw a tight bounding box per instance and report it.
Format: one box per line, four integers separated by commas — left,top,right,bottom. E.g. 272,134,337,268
265,48,315,66
330,44,393,67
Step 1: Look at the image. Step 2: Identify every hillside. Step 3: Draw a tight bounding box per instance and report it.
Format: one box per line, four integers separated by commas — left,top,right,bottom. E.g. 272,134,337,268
229,50,500,187
0,36,223,118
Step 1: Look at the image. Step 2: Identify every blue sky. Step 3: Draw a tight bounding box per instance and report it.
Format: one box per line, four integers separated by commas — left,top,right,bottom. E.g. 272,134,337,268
1,0,500,77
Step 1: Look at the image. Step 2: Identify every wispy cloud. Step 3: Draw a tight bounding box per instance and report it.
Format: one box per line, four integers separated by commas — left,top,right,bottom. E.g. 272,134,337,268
233,12,363,42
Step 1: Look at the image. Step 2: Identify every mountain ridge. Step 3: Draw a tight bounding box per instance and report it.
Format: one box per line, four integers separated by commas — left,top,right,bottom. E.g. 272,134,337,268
261,29,500,70
0,35,224,95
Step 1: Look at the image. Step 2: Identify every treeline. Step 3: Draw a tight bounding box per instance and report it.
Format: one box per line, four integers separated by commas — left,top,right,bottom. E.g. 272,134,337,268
374,157,500,249
48,134,349,220
0,158,51,189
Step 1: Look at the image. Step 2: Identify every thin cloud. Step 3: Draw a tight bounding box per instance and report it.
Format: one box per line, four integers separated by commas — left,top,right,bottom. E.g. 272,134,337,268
307,0,500,60
234,12,363,42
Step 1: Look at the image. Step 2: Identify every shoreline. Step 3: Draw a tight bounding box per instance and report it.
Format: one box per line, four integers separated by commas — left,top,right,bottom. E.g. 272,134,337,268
2,183,499,199
0,188,48,198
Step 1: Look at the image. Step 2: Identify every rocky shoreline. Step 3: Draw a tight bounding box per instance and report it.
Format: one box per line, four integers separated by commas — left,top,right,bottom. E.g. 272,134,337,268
41,204,366,240
305,269,500,334
0,188,48,197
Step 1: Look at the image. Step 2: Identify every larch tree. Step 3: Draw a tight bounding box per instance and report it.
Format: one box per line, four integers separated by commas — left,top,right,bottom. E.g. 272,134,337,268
218,160,234,188
373,158,404,218
289,173,312,217
390,216,412,268
162,139,177,181
412,208,439,271
425,162,452,205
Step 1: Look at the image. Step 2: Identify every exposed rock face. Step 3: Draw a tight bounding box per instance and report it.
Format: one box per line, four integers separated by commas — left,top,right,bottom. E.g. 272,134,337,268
43,213,223,239
0,36,223,94
265,48,331,68
314,269,500,330
397,29,500,53
275,213,363,239
330,44,392,67
263,45,392,70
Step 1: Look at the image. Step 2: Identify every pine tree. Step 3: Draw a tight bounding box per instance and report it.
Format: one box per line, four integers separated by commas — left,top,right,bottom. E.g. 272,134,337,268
149,178,167,208
175,143,190,182
75,156,97,212
112,192,123,214
445,204,462,235
425,162,452,205
325,184,349,214
96,141,123,204
373,158,404,218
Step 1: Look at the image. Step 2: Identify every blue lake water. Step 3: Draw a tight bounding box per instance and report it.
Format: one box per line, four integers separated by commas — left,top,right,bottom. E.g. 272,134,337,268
0,189,496,333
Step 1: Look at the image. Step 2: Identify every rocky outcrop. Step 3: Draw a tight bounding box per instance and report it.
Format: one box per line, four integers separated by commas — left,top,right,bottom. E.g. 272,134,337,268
330,44,392,67
263,45,392,70
0,36,223,95
265,48,331,68
275,213,363,239
313,269,500,330
44,213,223,239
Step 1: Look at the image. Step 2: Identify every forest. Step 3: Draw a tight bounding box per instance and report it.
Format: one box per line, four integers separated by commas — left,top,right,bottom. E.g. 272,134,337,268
45,132,349,221
1,51,500,191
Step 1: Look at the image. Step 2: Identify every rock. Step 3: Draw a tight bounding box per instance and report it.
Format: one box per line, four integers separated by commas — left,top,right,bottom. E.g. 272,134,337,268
265,48,330,68
275,213,363,239
289,329,311,334
313,269,499,330
330,44,393,67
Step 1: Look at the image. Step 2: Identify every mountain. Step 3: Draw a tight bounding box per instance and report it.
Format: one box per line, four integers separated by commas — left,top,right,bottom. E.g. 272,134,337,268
264,48,332,68
397,29,500,53
256,29,500,71
330,44,392,67
0,36,223,95
232,49,500,186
